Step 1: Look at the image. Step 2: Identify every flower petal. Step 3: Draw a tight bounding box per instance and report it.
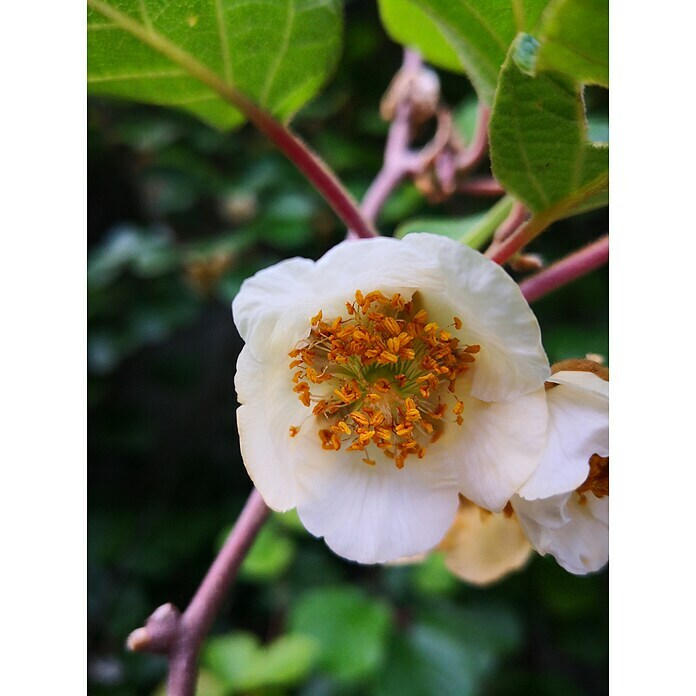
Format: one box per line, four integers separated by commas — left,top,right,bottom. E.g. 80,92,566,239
518,371,609,500
516,493,608,574
398,233,550,401
235,346,307,511
232,257,317,361
449,387,549,511
294,442,460,564
440,503,532,585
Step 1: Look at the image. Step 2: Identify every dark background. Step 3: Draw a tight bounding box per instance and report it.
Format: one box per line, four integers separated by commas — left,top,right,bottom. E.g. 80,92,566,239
88,3,608,694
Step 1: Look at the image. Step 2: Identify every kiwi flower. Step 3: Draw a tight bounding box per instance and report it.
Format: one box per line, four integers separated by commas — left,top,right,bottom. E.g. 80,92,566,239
512,364,609,574
232,233,550,563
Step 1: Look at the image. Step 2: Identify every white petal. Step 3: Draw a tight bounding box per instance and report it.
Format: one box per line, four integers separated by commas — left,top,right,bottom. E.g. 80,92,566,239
234,346,307,511
450,387,549,511
518,373,609,500
294,441,460,564
440,503,532,585
232,257,318,361
550,370,609,399
398,234,550,401
515,492,608,574
512,492,571,531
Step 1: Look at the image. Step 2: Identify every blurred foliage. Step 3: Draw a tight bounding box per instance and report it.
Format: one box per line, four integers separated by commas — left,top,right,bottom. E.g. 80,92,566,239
88,3,607,695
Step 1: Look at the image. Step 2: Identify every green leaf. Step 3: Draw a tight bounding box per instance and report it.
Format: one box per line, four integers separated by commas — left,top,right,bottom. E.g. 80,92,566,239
375,627,481,696
377,0,549,104
489,35,608,230
238,522,296,582
203,631,319,691
535,0,608,87
289,586,392,681
411,552,459,596
395,195,514,248
152,668,226,696
375,602,523,696
88,0,342,130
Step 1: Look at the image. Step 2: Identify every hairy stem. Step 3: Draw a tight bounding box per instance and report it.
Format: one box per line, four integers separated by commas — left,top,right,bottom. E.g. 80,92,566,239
520,235,609,303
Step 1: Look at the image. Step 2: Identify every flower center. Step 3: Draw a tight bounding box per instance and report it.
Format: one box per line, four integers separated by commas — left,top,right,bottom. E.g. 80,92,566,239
287,289,480,468
576,454,609,503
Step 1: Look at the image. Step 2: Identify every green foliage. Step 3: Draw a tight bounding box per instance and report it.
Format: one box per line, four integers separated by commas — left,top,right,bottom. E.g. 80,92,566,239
237,521,297,582
202,632,318,691
396,195,514,248
489,35,608,228
88,6,608,696
411,552,459,596
535,0,609,86
87,0,343,129
375,602,521,696
289,586,392,681
377,0,549,104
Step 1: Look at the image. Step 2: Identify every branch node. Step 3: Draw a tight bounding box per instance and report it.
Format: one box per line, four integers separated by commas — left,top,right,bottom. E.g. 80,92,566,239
127,602,181,654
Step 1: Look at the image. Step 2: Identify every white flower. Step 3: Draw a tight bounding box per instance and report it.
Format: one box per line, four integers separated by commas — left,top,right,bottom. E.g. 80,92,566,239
438,499,532,585
232,233,550,564
512,367,609,574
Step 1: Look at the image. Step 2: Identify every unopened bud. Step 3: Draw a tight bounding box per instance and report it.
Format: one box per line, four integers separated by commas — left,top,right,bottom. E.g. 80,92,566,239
380,66,441,124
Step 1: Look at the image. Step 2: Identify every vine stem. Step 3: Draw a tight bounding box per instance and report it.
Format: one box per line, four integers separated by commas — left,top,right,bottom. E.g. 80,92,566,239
359,49,422,226
87,0,376,239
127,489,270,695
519,235,609,303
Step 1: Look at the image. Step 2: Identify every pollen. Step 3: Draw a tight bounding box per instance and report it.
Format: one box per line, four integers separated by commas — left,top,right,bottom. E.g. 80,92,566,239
288,289,480,469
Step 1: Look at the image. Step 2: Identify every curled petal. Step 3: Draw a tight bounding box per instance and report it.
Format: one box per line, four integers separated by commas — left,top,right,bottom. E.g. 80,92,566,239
519,371,609,500
515,492,608,574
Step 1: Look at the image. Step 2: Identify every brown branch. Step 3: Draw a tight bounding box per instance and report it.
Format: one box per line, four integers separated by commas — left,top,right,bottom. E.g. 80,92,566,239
520,235,609,303
127,489,270,696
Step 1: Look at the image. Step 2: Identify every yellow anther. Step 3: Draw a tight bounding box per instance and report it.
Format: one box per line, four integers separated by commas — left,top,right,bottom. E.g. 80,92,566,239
362,457,376,466
290,288,480,453
376,427,393,441
383,317,400,336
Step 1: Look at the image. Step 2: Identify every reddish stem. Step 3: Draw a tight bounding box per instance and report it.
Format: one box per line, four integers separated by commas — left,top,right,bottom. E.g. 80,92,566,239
520,235,609,303
457,178,505,196
456,104,490,174
128,489,270,696
246,106,377,238
360,50,422,225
